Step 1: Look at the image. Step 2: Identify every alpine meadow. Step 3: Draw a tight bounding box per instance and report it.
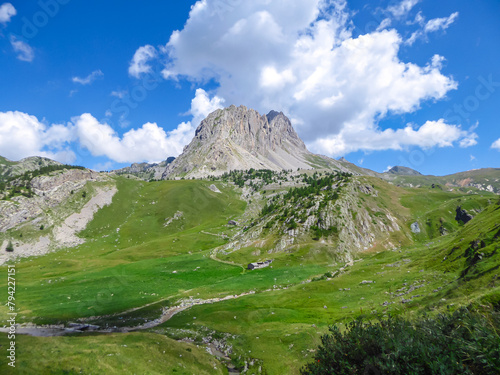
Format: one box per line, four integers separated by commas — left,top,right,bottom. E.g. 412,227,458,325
1,1,500,374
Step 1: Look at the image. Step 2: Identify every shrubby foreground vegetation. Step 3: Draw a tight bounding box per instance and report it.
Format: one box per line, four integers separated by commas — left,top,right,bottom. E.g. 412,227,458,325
301,308,500,375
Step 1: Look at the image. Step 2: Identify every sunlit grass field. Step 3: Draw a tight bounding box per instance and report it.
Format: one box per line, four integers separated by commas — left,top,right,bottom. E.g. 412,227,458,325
0,176,498,374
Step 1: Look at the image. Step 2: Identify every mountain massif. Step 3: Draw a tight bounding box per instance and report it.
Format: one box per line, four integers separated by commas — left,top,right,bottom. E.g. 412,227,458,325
161,105,346,179
0,105,499,374
110,105,499,194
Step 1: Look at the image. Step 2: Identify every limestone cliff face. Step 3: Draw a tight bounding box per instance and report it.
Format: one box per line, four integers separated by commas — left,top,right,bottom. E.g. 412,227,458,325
162,105,337,179
215,178,405,264
0,169,108,232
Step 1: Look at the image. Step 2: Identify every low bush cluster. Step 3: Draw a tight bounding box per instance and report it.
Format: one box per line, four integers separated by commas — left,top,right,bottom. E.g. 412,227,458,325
301,308,500,375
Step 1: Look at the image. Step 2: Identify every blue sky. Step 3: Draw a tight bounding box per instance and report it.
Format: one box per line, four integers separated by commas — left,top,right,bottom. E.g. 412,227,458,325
0,0,499,175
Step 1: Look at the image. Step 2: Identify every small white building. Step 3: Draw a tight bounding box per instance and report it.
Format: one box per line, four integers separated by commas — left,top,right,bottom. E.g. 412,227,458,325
247,260,273,270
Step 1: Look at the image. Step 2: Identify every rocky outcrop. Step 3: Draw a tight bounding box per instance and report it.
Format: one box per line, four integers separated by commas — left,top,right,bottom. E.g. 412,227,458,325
115,162,156,174
208,184,221,193
0,186,117,265
53,186,117,248
161,105,346,179
113,157,175,180
0,169,108,232
215,178,403,263
455,206,473,224
164,211,184,227
31,169,100,193
383,168,500,194
411,222,421,233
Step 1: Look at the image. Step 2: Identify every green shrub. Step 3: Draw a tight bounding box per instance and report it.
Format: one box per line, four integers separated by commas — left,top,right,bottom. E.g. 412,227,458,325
288,218,297,230
311,226,338,240
6,241,14,252
230,355,246,371
301,308,500,375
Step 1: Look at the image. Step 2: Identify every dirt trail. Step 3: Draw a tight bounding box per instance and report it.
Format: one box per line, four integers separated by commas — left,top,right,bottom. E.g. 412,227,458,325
0,290,256,337
209,242,248,270
125,291,256,332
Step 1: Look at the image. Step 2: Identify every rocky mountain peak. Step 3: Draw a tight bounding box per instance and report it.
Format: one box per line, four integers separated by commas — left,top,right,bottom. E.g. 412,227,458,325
265,110,282,123
386,166,422,176
192,105,306,154
161,105,338,179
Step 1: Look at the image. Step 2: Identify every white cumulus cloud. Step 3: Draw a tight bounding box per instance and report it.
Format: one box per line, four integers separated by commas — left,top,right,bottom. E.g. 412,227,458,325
406,12,459,45
152,0,467,157
0,2,16,24
129,45,157,78
189,88,225,127
387,0,420,18
74,115,174,163
459,133,478,148
492,138,500,150
0,88,223,165
10,35,34,62
0,111,76,163
72,70,104,85
110,90,128,99
424,12,459,33
73,88,224,163
309,119,477,157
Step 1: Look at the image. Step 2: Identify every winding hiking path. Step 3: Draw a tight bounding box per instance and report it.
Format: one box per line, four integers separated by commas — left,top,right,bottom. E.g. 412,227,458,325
125,291,255,331
210,248,246,269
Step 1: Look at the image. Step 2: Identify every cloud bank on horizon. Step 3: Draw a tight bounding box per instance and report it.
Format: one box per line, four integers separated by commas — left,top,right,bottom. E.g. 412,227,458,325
0,88,223,164
0,0,498,168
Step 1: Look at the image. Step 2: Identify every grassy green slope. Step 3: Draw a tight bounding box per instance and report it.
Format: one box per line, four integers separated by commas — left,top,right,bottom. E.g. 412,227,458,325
0,177,249,323
158,193,500,374
2,177,493,322
401,186,494,239
0,174,498,374
0,332,225,375
0,176,341,324
0,156,15,166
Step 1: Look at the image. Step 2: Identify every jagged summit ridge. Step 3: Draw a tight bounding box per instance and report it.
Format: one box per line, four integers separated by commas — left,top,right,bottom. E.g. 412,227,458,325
192,106,306,153
162,105,336,178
